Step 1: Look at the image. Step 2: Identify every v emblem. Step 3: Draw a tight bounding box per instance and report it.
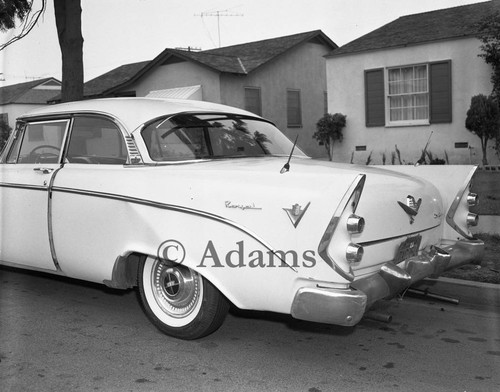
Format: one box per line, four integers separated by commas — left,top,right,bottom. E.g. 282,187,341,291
283,202,311,228
398,195,422,224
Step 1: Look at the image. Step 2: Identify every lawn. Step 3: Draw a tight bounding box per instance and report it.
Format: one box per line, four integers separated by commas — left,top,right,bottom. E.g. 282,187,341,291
442,233,500,284
470,170,500,216
448,170,500,284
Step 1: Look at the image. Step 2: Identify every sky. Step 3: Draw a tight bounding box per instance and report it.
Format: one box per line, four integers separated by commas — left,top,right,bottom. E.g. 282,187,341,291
0,0,490,87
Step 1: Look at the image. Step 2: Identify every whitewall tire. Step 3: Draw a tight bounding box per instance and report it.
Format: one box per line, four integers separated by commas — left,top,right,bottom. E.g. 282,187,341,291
138,256,229,339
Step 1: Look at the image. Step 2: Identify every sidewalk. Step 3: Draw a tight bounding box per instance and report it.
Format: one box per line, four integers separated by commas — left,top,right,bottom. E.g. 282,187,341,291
411,277,500,309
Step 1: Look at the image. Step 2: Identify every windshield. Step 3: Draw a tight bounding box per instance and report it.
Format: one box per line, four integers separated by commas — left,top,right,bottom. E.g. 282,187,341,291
141,113,306,162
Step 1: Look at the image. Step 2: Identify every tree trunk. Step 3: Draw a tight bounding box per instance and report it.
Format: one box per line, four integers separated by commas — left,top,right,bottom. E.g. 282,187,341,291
328,136,334,161
54,0,84,102
481,136,489,166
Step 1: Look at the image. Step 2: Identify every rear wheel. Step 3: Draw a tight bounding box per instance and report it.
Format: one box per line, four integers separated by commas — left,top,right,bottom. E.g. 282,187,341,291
138,256,229,339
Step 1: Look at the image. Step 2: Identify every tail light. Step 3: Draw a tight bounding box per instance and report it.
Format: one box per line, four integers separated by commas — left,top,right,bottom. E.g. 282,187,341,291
347,214,365,234
346,243,364,263
467,213,478,226
318,174,366,282
467,193,478,207
446,177,480,239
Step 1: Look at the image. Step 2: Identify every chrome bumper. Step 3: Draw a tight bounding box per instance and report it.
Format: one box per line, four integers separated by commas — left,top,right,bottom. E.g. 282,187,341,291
290,239,484,327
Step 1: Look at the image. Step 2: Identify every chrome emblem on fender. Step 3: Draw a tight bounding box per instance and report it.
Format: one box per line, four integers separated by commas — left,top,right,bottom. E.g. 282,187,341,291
283,202,311,228
398,195,421,224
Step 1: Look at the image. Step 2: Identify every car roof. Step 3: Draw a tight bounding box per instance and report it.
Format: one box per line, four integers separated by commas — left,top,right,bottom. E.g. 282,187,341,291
19,97,258,131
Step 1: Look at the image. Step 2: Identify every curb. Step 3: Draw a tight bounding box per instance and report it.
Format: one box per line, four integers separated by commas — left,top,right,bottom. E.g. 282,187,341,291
410,277,500,309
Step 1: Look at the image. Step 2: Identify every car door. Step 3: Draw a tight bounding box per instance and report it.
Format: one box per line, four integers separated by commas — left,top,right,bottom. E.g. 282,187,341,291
49,115,130,282
0,119,69,270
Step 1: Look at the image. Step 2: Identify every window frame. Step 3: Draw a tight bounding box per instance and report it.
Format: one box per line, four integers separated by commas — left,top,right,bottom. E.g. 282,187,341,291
385,63,430,127
364,60,452,128
6,119,70,164
65,114,128,165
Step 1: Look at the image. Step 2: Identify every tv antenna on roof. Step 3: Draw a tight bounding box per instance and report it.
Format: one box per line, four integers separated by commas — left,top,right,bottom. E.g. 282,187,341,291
195,9,243,47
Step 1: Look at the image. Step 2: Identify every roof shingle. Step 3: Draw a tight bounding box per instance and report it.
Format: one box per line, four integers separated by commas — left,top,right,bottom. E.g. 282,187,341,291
329,1,499,57
81,30,336,99
0,78,61,105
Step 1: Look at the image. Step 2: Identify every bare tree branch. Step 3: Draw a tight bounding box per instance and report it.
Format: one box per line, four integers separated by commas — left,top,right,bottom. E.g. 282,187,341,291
0,0,46,51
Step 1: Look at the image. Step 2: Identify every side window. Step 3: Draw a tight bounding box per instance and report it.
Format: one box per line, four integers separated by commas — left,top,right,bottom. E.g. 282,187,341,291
67,117,127,164
7,120,68,164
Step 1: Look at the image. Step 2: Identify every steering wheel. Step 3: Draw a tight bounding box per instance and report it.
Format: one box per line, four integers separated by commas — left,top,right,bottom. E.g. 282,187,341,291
29,145,61,155
29,145,61,163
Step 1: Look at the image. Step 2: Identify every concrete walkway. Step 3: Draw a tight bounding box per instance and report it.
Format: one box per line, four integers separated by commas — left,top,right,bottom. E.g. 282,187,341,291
472,215,500,235
412,277,500,309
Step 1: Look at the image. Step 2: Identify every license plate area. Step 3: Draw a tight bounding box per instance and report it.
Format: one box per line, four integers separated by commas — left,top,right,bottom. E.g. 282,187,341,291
394,235,422,264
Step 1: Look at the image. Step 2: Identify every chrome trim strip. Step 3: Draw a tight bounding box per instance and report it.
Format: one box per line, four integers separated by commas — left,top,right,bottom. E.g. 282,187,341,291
318,174,366,281
0,182,47,191
445,166,477,239
47,168,64,271
51,186,297,272
358,224,441,246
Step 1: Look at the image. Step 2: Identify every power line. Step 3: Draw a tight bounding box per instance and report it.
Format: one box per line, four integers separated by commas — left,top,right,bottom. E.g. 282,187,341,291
194,10,243,48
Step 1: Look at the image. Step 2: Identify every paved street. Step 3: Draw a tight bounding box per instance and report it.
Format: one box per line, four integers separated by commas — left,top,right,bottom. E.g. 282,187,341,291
1,266,499,392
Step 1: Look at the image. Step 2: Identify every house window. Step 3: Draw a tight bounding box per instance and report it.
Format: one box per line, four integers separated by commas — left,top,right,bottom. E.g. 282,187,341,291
387,65,428,124
365,60,451,127
287,89,302,127
0,113,8,125
244,87,262,116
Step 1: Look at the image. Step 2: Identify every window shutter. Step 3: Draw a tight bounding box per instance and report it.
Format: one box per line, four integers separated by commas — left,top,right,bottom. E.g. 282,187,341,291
430,61,452,123
244,87,262,116
364,69,385,127
287,89,302,127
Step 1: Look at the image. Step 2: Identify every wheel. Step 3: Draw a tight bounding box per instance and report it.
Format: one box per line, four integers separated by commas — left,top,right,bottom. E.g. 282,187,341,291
138,256,229,339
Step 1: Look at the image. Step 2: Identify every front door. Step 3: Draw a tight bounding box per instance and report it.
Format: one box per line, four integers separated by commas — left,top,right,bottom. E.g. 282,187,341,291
0,119,69,270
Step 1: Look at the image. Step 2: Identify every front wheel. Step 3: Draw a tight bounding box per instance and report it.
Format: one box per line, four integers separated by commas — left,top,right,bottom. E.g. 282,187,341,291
138,256,229,339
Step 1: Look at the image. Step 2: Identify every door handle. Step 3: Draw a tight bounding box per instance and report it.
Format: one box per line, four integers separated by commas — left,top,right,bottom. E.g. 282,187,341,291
33,167,54,174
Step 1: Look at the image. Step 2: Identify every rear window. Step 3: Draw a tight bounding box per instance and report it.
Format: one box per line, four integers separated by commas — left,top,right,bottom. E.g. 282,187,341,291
141,113,305,162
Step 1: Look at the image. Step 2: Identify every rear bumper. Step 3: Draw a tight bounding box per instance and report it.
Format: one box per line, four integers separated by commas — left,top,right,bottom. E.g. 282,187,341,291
290,239,484,326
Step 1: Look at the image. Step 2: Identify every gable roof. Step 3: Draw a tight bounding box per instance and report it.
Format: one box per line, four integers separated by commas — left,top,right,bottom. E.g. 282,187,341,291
204,30,337,72
83,60,150,98
0,78,61,105
329,0,499,57
82,30,337,99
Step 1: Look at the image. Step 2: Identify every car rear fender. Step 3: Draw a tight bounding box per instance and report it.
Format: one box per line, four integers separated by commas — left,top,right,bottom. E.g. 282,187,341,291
377,165,479,240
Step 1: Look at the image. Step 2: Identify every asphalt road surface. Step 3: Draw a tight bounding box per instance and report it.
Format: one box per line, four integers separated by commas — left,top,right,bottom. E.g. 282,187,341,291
1,266,499,392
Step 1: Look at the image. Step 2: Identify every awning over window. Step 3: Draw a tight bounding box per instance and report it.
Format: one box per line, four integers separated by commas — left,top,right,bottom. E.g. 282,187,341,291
146,85,202,100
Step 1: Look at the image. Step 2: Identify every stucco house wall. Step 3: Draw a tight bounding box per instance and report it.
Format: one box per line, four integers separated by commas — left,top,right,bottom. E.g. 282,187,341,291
221,41,330,157
1,103,49,130
123,61,222,103
327,37,497,165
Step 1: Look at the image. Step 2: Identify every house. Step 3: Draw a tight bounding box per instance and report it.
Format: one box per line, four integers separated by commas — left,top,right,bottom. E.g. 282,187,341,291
325,0,500,165
78,30,338,158
0,78,61,130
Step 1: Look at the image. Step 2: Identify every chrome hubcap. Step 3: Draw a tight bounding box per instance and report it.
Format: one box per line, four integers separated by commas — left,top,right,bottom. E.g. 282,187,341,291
151,259,201,318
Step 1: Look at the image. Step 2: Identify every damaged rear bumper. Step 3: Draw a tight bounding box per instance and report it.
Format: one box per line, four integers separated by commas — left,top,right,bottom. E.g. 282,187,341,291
290,239,484,326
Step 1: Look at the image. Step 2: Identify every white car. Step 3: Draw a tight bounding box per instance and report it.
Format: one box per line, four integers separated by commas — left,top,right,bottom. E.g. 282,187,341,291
0,98,484,339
